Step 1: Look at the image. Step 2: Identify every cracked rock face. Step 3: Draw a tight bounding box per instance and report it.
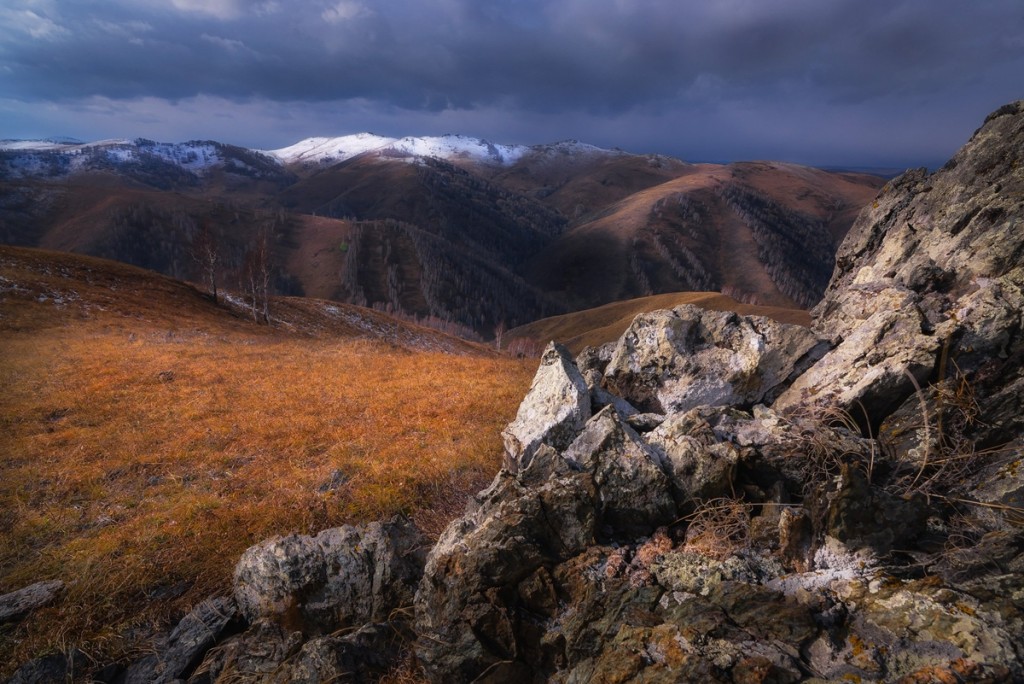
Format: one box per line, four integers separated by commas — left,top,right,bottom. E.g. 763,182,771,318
604,305,827,414
233,517,427,635
786,101,1024,438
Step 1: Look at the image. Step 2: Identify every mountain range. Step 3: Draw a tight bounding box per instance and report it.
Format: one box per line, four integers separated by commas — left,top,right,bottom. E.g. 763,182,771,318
0,134,885,336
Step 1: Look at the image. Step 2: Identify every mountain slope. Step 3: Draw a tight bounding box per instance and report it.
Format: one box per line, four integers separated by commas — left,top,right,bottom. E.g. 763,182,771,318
526,162,883,309
0,244,485,354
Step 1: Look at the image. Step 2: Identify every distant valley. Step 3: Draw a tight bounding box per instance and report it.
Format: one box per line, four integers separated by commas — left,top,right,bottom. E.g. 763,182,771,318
0,135,885,337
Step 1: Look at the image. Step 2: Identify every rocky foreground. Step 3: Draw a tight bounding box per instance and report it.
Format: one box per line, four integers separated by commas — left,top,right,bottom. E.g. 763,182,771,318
8,103,1024,683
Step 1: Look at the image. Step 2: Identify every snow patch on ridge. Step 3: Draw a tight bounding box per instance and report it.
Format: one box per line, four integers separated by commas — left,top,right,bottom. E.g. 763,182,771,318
263,133,398,165
265,133,531,166
0,138,228,178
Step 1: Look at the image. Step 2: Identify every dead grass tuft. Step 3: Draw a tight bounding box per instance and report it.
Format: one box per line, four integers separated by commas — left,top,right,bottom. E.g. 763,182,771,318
683,498,751,560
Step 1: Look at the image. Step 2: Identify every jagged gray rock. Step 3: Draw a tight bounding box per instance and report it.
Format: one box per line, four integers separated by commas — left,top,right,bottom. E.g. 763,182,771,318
563,406,677,535
645,408,740,502
785,100,1024,433
817,103,1024,341
0,579,63,624
604,305,827,414
415,405,686,680
233,517,426,635
773,308,940,423
122,597,237,684
501,341,591,471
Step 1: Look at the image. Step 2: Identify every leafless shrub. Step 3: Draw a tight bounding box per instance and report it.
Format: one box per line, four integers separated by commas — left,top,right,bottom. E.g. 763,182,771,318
890,366,990,499
777,404,864,494
683,497,751,560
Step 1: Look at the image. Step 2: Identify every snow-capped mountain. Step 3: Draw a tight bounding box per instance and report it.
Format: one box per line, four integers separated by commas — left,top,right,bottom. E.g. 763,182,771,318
0,137,289,183
0,134,624,181
265,133,538,166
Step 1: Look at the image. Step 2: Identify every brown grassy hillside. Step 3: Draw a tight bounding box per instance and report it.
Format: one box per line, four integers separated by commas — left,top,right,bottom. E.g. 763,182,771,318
483,146,694,220
526,162,883,310
505,291,811,355
0,247,534,676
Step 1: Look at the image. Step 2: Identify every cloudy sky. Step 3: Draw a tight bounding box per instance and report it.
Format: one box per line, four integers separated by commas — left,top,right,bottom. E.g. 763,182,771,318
2,0,1022,167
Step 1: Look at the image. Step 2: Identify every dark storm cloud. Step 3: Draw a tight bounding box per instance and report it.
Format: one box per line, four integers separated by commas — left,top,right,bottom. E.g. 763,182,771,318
2,0,1023,164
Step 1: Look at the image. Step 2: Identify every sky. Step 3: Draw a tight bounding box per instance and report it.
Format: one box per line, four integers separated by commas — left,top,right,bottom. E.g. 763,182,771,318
1,0,1022,168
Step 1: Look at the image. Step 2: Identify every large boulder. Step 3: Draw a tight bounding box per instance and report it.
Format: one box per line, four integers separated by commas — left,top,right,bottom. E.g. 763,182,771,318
233,517,427,635
603,305,826,414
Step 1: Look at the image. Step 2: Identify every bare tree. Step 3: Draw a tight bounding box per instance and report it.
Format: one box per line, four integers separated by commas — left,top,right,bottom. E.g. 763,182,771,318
243,230,273,324
493,319,507,351
191,222,220,304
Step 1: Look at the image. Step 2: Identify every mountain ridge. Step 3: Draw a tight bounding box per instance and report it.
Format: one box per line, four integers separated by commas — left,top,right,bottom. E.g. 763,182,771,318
0,133,885,336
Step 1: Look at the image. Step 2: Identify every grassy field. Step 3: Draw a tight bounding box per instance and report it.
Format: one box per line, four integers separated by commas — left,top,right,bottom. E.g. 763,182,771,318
0,247,535,676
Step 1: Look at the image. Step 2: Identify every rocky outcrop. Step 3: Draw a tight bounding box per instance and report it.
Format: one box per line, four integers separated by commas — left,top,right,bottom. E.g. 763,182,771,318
412,102,1024,682
778,100,1024,440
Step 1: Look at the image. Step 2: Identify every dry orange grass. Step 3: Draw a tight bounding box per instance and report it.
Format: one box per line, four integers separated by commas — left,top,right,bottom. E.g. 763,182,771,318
0,270,534,675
